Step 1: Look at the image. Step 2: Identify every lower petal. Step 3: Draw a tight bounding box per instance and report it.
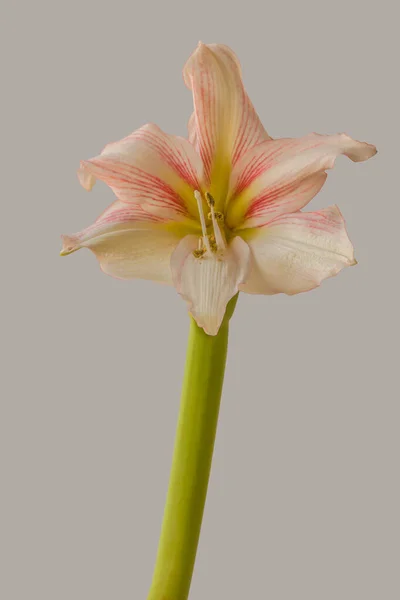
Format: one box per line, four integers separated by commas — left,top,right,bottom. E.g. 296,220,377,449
171,236,250,335
240,206,356,295
61,200,186,283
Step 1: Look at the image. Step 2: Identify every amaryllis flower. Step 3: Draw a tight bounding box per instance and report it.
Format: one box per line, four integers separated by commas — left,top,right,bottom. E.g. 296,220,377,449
61,43,376,335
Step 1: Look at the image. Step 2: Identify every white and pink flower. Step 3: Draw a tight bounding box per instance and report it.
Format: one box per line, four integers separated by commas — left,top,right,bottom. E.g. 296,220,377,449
61,43,376,335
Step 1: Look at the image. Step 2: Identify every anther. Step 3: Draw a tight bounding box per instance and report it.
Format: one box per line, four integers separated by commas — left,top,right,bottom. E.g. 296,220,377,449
208,211,224,222
193,248,206,259
205,192,215,207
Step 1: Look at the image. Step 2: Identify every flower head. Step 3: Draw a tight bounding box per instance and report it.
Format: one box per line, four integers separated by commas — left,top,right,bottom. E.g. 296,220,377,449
61,43,376,335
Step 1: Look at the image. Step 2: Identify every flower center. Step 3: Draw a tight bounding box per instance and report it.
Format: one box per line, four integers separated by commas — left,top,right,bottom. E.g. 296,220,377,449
193,191,226,258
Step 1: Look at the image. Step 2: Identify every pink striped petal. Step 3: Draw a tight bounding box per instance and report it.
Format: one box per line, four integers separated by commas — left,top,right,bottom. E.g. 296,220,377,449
239,206,356,295
226,133,377,228
171,235,250,335
78,123,205,219
61,200,189,283
184,43,270,204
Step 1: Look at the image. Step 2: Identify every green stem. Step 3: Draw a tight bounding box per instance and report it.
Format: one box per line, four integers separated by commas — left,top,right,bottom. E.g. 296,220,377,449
147,295,238,600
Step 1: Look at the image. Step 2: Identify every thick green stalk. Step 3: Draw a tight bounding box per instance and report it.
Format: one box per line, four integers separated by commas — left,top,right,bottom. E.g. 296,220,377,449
147,295,238,600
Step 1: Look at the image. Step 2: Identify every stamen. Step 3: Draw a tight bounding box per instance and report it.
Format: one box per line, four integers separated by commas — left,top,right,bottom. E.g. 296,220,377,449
209,202,226,251
194,190,211,253
194,190,226,255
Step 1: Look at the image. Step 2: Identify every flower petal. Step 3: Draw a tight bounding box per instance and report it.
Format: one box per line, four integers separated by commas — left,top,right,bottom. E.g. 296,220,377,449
184,43,270,204
226,133,377,228
171,235,250,335
61,200,187,283
78,123,205,218
239,206,356,295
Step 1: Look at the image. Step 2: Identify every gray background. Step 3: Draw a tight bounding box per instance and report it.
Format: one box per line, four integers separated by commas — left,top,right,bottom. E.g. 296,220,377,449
2,0,398,598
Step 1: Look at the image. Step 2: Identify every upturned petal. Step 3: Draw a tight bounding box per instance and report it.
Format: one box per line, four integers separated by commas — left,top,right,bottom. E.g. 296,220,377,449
226,133,377,228
171,235,250,335
61,200,189,282
78,123,205,219
184,43,270,205
240,206,356,295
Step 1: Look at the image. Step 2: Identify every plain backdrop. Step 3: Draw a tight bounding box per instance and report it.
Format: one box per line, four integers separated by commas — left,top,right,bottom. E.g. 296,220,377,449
1,1,398,599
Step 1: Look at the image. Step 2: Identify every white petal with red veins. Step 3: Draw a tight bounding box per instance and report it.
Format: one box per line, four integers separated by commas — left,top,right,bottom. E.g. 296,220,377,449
61,200,187,283
240,206,356,295
171,235,250,335
78,123,205,219
184,43,270,204
227,133,377,228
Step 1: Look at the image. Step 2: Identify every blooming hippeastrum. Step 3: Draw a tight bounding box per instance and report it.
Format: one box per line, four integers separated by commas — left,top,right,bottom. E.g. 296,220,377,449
61,43,376,335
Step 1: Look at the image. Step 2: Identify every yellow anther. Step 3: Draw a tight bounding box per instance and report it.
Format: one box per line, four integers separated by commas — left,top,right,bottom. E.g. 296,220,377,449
209,241,218,253
193,248,206,259
208,211,224,222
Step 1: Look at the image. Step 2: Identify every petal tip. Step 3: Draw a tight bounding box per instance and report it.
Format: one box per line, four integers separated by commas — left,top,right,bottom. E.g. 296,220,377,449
339,134,377,162
190,312,220,336
77,163,96,191
203,324,220,336
60,234,80,256
196,40,211,53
